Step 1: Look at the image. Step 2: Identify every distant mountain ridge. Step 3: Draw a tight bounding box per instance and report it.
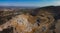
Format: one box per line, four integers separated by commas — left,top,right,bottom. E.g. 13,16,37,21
0,6,39,9
31,6,60,19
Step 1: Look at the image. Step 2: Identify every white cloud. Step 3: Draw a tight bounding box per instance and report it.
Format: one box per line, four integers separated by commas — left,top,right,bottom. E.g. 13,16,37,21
38,1,60,7
53,1,60,6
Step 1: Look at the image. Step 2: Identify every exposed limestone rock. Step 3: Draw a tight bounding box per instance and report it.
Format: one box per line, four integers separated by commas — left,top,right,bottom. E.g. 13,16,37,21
0,11,55,33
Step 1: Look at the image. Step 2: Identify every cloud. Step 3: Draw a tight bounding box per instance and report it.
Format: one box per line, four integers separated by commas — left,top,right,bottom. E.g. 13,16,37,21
38,0,60,7
53,1,60,6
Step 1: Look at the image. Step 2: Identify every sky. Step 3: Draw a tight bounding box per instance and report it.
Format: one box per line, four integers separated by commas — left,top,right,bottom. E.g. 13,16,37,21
0,0,60,7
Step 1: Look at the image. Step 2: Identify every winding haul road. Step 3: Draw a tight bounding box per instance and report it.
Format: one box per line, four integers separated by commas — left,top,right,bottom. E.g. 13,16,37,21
0,11,55,33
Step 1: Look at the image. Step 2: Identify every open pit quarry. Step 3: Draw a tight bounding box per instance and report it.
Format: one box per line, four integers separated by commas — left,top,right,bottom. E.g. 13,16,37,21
0,6,60,33
0,11,55,33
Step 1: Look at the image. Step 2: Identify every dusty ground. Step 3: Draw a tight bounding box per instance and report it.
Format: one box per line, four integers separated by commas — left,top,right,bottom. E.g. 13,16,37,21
0,11,56,33
0,6,60,33
55,20,60,33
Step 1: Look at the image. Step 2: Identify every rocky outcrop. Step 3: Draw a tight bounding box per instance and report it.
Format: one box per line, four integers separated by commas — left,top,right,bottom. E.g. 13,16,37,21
0,11,55,33
0,6,60,33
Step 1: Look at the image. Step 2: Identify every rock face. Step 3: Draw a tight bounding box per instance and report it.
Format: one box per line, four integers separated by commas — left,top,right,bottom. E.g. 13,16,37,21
0,6,60,33
0,11,55,33
55,20,60,33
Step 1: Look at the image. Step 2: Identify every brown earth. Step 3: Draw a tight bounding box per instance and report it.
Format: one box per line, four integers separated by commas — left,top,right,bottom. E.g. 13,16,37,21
0,6,60,33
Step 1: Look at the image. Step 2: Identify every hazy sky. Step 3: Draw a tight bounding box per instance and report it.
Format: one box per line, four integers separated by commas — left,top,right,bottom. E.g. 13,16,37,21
0,0,60,7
